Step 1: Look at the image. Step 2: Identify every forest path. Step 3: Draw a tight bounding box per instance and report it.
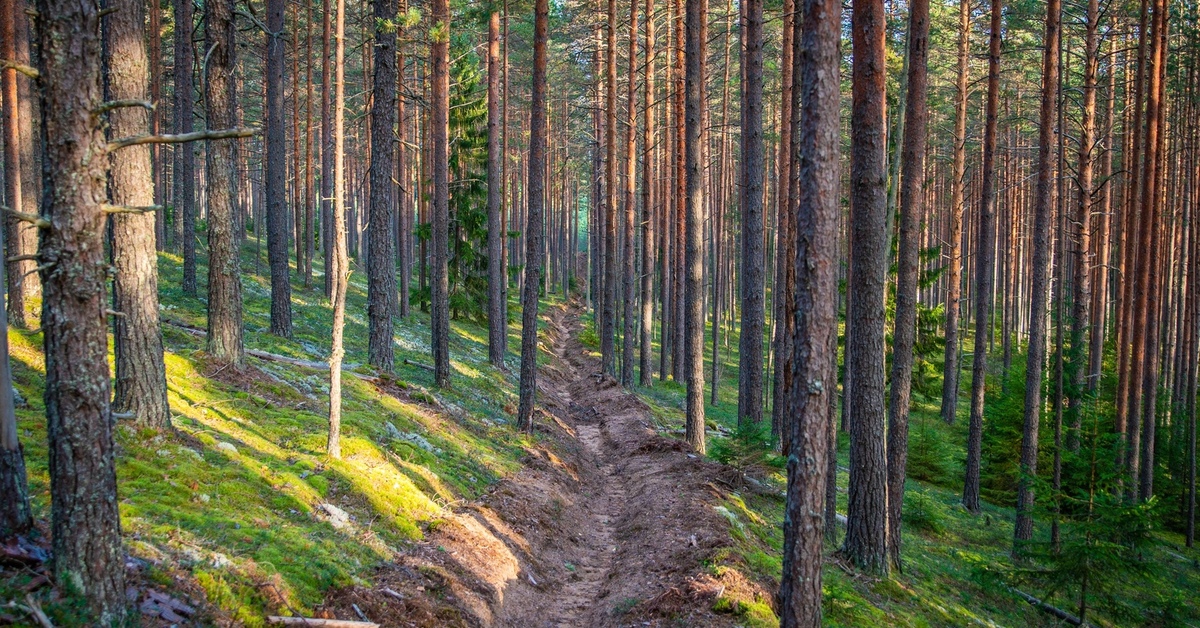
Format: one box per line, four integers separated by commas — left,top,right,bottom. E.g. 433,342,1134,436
490,300,738,627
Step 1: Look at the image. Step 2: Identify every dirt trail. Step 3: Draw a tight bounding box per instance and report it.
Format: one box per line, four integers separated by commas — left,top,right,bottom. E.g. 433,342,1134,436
325,301,771,627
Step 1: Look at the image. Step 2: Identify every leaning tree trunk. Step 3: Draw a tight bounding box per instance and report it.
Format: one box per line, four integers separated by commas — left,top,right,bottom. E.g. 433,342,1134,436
367,0,397,371
778,0,840,620
886,0,930,571
517,0,548,431
266,0,292,336
487,11,506,368
1013,0,1059,549
430,0,451,388
173,0,195,289
36,0,125,618
205,0,244,366
106,0,170,427
736,0,765,427
940,0,970,426
963,0,1003,514
683,0,707,455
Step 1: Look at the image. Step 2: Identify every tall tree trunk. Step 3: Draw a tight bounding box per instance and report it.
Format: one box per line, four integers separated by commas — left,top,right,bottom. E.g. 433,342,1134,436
1089,33,1116,392
487,11,506,368
639,0,656,387
266,0,292,336
106,0,170,427
940,0,970,425
886,0,929,571
962,0,1002,514
842,0,889,575
736,0,764,426
321,0,333,298
1067,0,1099,450
778,0,840,618
430,0,451,387
368,0,397,371
601,0,617,376
304,0,315,288
770,0,794,439
518,0,548,431
328,0,348,458
397,8,410,318
204,0,244,366
1013,0,1060,548
683,0,706,454
2,0,33,328
621,0,639,387
174,0,195,292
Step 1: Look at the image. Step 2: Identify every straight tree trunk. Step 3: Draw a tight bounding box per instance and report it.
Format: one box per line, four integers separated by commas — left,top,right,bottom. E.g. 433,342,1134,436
683,0,707,454
962,0,1003,514
266,0,293,336
174,0,195,293
304,0,315,288
886,0,929,571
204,0,244,366
940,0,970,425
517,0,548,431
106,0,170,427
737,0,764,427
770,0,794,438
601,0,617,376
778,0,840,618
328,0,348,458
842,0,889,576
321,0,333,298
1088,35,1116,392
368,0,397,371
1,0,32,328
430,0,451,388
639,0,656,387
1013,0,1060,548
37,0,125,619
397,9,410,318
487,11,506,368
621,0,639,387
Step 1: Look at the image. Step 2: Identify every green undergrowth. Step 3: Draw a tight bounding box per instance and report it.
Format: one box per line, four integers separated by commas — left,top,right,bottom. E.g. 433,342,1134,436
6,232,569,626
632,313,1200,626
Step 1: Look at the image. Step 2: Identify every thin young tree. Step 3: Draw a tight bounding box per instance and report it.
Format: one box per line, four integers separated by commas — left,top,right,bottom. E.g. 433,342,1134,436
517,0,548,431
842,0,889,575
487,10,506,368
736,0,764,427
430,0,451,387
36,0,125,618
1013,0,1060,550
328,0,348,459
683,0,706,454
778,0,840,619
886,0,930,570
0,255,26,535
204,0,244,366
639,0,656,387
321,0,333,297
174,0,195,292
940,0,970,426
962,0,1002,514
266,0,292,336
106,0,170,427
368,0,398,371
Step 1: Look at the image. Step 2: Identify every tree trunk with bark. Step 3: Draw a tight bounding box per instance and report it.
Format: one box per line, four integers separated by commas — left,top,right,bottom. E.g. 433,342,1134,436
2,0,34,328
174,0,195,292
621,0,638,387
266,0,292,336
517,0,548,431
683,0,706,454
487,11,506,368
368,0,397,371
940,0,970,426
737,0,764,427
328,0,348,458
106,0,170,427
639,0,656,387
430,0,451,388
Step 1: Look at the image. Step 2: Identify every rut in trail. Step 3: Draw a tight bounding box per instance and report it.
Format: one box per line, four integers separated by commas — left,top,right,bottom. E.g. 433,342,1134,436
322,301,774,627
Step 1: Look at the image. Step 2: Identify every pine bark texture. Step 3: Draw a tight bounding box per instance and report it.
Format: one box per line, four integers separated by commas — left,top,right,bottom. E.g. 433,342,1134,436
639,0,656,387
487,11,506,368
963,0,1002,514
737,0,764,427
174,0,195,292
778,0,839,620
368,0,398,371
430,0,451,388
328,0,348,459
517,0,548,431
106,0,170,427
601,0,617,377
940,0,970,426
683,0,706,454
204,0,244,365
2,0,34,328
36,0,126,618
1013,0,1059,547
621,0,638,387
266,0,292,336
886,0,929,570
842,0,889,576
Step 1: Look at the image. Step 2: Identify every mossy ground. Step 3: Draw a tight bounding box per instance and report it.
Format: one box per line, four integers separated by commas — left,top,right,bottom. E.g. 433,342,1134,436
5,232,566,626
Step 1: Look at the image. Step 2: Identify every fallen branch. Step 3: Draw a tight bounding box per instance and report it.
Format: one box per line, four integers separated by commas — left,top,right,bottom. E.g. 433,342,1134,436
0,595,55,628
266,617,378,627
107,126,259,151
93,99,154,115
1008,586,1092,627
402,358,436,373
247,349,330,370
